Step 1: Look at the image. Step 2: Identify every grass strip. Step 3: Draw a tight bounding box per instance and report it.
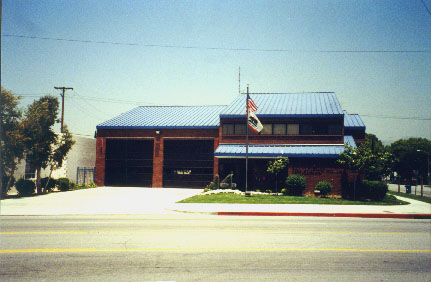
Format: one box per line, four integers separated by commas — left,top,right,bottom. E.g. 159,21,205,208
387,191,431,204
178,193,408,205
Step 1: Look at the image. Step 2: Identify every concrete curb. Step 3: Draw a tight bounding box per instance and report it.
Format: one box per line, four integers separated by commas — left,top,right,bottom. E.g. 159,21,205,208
216,212,431,219
169,208,431,219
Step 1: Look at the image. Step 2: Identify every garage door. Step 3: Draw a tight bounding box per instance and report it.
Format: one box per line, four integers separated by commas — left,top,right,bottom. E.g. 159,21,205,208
105,139,153,186
163,140,214,188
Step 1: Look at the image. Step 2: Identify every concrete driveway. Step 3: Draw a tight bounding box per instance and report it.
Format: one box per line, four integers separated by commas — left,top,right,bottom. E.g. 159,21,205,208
0,187,202,215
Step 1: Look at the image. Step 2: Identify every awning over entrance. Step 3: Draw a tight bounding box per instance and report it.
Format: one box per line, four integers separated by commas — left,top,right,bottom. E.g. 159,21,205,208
215,136,356,159
214,144,345,158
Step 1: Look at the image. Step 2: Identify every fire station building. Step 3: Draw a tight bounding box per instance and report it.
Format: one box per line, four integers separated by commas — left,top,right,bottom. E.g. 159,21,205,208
95,92,365,195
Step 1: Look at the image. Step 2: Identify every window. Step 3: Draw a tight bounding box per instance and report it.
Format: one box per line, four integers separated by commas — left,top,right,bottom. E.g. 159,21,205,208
328,124,342,135
261,124,273,135
222,124,234,135
287,124,299,135
300,124,313,135
273,124,287,135
235,124,247,135
24,161,35,179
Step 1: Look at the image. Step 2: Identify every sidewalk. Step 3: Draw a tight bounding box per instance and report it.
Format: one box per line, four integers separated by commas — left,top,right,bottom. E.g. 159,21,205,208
1,187,430,218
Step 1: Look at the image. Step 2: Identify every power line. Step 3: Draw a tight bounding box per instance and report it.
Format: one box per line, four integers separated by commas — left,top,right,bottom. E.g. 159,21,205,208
361,114,431,121
421,0,431,17
3,34,431,53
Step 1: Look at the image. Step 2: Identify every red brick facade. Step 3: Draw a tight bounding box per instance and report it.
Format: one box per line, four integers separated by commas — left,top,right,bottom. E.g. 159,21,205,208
95,117,362,195
95,128,219,187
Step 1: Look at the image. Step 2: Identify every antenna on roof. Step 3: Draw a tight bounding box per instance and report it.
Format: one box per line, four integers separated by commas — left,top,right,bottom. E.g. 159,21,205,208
238,66,241,95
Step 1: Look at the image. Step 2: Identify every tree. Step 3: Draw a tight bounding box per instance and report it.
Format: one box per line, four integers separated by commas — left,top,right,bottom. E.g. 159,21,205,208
44,125,75,193
338,139,394,181
0,88,27,196
365,133,385,154
267,157,289,195
23,96,59,194
388,138,431,182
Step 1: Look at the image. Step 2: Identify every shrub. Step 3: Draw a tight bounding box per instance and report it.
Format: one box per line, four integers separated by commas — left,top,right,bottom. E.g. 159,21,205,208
315,181,332,197
15,178,35,196
41,177,56,192
285,174,306,196
361,180,388,201
57,178,70,191
214,175,220,189
207,182,216,190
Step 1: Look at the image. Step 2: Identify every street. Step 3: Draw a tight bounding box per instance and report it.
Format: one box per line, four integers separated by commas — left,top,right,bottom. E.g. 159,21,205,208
1,214,430,281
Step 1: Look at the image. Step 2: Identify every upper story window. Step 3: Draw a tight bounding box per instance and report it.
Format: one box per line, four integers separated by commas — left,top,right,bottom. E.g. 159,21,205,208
222,124,234,135
273,124,287,135
328,124,342,135
300,124,313,135
287,124,299,135
222,122,342,136
261,124,273,135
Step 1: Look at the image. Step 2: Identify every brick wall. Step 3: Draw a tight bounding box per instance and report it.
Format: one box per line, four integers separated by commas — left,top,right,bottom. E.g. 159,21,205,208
287,158,345,195
152,135,163,187
95,137,106,186
96,128,219,187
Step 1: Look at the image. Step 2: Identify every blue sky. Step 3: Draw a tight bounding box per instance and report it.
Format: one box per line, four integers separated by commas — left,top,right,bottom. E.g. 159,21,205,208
2,0,430,143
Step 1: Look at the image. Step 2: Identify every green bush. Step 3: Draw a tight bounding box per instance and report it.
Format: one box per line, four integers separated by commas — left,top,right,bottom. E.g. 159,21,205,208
15,179,35,196
41,177,56,192
315,181,332,197
207,182,216,190
214,175,220,189
361,180,388,201
69,181,76,189
284,174,306,196
57,178,70,191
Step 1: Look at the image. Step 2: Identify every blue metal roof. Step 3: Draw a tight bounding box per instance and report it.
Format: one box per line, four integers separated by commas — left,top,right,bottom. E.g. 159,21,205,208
214,136,356,158
344,111,366,129
344,135,356,148
97,105,226,129
220,93,344,118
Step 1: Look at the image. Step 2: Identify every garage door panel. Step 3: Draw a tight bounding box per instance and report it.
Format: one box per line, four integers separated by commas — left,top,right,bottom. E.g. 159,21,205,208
163,140,214,188
105,139,153,186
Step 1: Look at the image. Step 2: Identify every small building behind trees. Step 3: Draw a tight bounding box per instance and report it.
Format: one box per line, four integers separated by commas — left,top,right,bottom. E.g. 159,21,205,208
14,134,96,185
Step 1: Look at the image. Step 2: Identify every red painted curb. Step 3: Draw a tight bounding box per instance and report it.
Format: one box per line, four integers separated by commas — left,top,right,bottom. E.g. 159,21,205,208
217,212,431,219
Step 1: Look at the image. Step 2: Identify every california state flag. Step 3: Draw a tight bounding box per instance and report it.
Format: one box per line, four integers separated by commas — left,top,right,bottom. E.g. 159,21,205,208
248,109,263,134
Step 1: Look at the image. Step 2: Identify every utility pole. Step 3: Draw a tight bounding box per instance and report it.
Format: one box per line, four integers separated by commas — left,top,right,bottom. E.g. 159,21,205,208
54,86,73,133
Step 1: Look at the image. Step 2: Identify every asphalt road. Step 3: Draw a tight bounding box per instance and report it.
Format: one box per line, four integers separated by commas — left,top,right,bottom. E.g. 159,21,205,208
1,215,430,282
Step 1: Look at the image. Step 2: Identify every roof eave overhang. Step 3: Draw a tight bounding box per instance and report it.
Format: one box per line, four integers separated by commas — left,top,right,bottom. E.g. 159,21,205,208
220,114,344,119
96,126,219,130
215,153,340,158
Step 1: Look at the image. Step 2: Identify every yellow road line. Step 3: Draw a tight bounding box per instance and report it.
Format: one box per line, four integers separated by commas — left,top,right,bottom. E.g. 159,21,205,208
0,230,420,235
1,247,430,254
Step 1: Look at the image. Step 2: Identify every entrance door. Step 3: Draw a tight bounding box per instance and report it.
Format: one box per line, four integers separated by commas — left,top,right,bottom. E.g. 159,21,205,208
105,139,153,186
163,140,214,188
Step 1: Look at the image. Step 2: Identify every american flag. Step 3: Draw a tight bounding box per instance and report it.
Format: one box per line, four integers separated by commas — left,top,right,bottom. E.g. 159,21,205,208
247,97,258,112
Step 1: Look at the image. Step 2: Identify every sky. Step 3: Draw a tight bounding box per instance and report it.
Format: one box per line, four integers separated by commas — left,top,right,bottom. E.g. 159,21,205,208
2,0,430,144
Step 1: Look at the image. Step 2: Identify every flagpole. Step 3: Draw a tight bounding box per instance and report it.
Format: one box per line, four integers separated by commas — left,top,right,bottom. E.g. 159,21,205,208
245,85,249,196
